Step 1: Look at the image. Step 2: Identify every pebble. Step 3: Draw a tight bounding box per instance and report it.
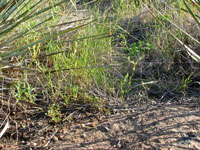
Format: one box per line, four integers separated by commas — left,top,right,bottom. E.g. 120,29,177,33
53,136,59,141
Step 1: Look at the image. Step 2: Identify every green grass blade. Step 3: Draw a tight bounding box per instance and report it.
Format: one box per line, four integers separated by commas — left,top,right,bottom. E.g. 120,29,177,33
0,0,69,37
0,0,25,22
143,3,200,63
0,16,53,48
184,0,200,27
145,3,200,45
0,0,24,21
1,22,92,59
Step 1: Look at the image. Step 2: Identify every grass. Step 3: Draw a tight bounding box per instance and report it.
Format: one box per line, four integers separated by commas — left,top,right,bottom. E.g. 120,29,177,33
0,0,199,143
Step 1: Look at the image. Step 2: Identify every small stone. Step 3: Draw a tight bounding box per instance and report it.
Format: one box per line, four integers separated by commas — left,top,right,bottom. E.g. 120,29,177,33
58,134,64,140
22,141,25,144
33,143,37,146
37,121,43,126
83,133,86,138
53,136,59,141
63,128,68,134
81,124,85,128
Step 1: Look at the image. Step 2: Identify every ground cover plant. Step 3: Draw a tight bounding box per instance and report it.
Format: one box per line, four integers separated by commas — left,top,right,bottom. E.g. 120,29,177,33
0,0,199,149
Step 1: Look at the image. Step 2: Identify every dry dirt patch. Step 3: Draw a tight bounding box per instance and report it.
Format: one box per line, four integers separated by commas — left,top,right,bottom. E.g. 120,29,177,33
45,98,200,150
1,98,199,149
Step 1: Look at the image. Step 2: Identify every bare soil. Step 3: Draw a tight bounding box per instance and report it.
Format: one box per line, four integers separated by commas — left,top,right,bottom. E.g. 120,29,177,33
1,97,199,150
50,98,200,150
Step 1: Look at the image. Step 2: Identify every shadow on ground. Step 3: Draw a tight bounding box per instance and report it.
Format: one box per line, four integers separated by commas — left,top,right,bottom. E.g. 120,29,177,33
47,98,200,149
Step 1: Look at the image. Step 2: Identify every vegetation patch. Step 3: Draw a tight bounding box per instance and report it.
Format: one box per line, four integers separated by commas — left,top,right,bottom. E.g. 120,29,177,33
0,0,199,149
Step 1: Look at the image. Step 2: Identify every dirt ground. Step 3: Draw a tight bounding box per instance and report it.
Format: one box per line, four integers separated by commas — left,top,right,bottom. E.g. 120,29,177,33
50,98,200,150
1,97,199,150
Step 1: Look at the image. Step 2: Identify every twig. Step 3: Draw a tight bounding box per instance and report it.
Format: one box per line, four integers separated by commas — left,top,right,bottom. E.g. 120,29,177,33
45,129,58,147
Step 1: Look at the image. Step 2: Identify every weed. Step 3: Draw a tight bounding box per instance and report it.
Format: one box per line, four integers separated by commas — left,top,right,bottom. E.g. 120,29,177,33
120,56,143,99
178,72,194,91
124,41,154,57
13,80,37,104
47,103,62,123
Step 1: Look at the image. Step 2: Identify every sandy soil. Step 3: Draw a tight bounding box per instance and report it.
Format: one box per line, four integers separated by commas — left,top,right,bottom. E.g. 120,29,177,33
48,98,200,150
2,98,198,149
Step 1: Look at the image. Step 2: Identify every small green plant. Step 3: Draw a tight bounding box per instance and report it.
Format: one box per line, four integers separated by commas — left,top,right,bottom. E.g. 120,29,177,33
14,80,37,104
47,103,62,123
120,73,129,99
120,56,143,99
70,83,79,99
124,41,154,57
179,72,194,91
